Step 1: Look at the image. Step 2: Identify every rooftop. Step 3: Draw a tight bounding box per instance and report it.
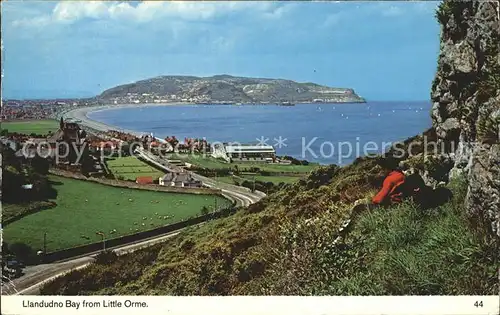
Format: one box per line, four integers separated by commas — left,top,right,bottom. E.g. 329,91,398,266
224,144,276,153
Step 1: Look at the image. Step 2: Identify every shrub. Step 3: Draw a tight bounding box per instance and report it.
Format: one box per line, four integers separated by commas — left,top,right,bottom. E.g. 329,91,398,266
94,250,118,265
200,206,210,216
435,1,452,25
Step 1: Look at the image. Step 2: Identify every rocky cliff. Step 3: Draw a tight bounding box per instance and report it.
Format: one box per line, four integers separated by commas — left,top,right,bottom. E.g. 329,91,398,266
431,1,500,238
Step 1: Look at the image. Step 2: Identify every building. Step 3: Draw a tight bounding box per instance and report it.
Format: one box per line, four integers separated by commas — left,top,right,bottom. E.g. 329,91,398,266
136,176,154,185
212,143,276,163
47,118,88,165
159,172,202,188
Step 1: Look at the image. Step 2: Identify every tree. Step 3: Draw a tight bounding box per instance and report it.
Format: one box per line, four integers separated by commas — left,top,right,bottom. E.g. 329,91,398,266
31,154,50,175
9,242,36,265
81,154,94,176
121,142,131,156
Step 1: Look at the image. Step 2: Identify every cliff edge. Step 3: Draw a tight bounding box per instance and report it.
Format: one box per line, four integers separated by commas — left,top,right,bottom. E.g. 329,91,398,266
431,0,500,239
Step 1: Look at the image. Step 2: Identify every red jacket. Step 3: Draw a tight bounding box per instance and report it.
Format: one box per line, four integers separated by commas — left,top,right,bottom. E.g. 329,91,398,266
372,171,405,205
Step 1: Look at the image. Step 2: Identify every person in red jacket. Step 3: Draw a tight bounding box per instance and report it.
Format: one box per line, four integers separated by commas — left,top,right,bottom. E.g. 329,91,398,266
372,169,406,205
372,167,451,208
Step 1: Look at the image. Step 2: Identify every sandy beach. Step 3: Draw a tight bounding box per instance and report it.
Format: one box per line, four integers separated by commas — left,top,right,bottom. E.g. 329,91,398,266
63,102,192,138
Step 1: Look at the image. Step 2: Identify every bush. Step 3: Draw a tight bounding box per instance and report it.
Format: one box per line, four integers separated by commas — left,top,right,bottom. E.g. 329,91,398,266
200,206,210,216
435,1,452,25
279,155,310,165
94,250,118,265
9,242,37,265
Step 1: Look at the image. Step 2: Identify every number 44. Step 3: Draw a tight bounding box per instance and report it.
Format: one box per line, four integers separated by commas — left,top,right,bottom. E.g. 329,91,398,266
474,301,483,308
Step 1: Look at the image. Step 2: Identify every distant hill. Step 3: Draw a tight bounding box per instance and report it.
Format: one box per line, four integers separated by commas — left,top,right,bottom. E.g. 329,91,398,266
99,75,365,104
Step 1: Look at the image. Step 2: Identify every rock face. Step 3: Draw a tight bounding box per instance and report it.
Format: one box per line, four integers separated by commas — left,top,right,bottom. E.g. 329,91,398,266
431,1,500,238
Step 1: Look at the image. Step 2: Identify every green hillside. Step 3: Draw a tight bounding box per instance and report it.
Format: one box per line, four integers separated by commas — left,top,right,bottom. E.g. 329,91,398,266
40,139,498,294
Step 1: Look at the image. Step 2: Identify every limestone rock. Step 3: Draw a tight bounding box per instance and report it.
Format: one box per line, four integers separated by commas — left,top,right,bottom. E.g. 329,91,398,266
442,41,477,75
431,0,500,240
436,117,461,141
466,144,500,238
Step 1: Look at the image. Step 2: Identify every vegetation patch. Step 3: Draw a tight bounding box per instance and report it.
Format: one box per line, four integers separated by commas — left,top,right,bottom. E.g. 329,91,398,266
335,177,498,295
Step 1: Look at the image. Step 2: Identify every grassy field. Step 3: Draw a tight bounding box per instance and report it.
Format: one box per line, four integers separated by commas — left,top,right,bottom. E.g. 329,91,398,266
167,153,320,173
1,120,59,135
107,156,165,181
3,175,231,252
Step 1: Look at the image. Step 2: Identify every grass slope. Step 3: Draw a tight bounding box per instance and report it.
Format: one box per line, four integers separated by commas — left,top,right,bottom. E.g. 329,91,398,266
252,177,498,295
3,175,231,252
1,120,59,135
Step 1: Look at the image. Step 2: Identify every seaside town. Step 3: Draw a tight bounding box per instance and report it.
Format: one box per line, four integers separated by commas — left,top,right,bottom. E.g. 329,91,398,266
1,98,101,121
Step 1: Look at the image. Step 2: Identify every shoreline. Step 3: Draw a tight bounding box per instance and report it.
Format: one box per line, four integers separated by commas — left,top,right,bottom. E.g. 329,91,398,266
63,101,364,140
63,102,192,138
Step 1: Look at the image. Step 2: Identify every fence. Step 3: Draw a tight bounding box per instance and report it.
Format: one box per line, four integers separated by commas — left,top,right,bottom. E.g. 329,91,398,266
42,206,237,263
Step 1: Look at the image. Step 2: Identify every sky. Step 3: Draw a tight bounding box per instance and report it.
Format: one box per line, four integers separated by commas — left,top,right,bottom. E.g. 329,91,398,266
2,1,441,101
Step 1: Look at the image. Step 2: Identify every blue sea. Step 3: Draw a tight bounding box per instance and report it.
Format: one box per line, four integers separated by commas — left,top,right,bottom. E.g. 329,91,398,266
88,101,432,165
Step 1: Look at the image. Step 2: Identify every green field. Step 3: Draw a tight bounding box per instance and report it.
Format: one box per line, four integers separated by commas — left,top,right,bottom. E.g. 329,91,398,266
1,120,59,135
167,153,319,173
3,175,231,252
107,156,165,181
